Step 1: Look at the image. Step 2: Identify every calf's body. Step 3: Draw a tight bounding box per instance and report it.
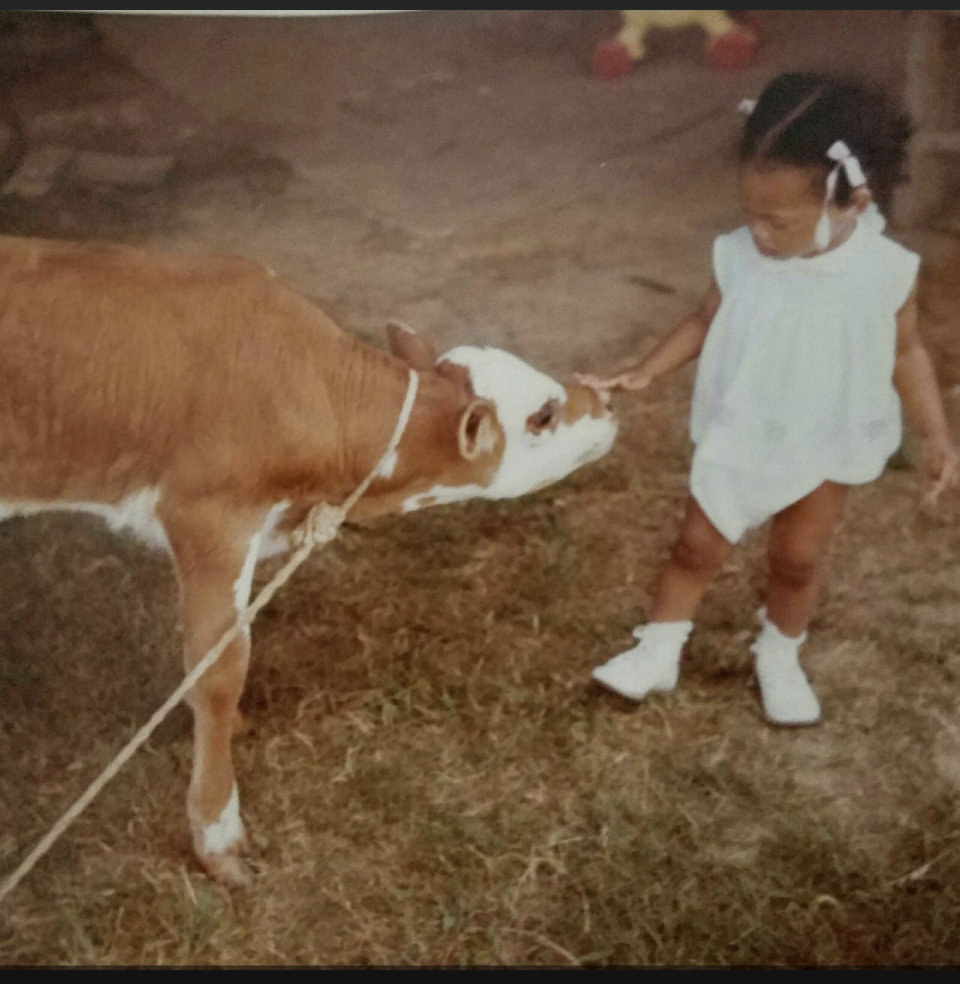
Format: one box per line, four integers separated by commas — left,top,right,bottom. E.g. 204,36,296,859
0,234,616,883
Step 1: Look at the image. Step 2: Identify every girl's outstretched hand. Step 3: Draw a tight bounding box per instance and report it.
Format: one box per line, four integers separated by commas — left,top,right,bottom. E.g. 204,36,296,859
922,435,960,505
575,369,652,393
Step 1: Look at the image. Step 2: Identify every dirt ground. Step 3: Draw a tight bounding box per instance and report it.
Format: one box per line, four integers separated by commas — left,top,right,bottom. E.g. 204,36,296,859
1,10,959,967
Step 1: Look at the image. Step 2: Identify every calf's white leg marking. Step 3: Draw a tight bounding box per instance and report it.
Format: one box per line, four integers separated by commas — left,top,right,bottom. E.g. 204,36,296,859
256,502,291,560
233,532,262,639
233,504,289,634
202,509,287,858
202,785,244,856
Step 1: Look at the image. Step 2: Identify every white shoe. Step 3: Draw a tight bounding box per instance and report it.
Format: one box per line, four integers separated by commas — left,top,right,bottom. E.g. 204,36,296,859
751,609,821,726
592,621,693,701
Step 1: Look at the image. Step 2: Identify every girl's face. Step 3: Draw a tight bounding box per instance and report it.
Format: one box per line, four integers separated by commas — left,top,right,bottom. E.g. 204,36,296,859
738,163,861,259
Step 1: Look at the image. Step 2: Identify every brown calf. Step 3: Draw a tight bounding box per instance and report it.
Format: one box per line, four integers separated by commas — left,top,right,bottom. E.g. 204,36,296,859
0,234,617,883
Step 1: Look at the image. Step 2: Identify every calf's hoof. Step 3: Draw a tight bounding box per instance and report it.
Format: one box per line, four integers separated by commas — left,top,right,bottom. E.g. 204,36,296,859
200,845,253,887
190,785,251,886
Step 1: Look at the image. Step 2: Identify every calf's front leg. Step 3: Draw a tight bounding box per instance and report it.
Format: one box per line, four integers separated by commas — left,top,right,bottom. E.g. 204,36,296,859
166,507,267,885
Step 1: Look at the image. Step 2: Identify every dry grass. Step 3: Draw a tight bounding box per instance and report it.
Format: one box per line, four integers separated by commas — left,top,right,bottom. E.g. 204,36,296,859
1,347,959,965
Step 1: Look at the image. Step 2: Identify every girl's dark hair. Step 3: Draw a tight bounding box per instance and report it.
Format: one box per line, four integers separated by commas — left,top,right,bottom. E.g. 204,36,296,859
739,72,912,215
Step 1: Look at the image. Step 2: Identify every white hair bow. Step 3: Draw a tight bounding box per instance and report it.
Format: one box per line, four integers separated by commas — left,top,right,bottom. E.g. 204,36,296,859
825,140,867,201
814,140,870,250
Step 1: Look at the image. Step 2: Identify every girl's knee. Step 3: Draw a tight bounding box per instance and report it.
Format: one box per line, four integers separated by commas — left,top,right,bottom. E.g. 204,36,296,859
672,523,729,577
769,547,818,590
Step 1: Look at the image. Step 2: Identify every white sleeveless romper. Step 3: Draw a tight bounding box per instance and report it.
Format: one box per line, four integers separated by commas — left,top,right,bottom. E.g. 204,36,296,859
690,209,920,543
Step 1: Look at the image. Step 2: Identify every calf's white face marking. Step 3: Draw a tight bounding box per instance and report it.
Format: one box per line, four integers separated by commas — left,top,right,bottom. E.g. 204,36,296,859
401,346,617,512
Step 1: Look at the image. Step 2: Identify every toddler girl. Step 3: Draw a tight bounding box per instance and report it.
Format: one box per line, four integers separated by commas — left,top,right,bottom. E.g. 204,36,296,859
581,72,959,725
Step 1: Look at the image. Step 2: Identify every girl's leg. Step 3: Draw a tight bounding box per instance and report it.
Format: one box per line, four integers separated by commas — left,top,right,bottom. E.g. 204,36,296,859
650,495,735,622
766,481,848,636
593,496,733,700
754,481,848,725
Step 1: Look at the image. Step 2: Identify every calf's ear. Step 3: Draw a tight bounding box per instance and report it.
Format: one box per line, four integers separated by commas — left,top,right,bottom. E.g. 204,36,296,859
386,321,438,370
458,400,498,461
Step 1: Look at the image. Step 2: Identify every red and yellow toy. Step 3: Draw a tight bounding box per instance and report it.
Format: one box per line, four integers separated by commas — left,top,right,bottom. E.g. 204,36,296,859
592,10,760,80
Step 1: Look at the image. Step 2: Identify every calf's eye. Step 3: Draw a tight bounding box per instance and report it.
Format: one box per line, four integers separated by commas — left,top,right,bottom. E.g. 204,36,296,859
527,400,560,435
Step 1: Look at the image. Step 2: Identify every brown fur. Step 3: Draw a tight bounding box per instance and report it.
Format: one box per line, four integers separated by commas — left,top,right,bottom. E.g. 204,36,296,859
0,236,493,512
0,233,610,883
0,234,505,882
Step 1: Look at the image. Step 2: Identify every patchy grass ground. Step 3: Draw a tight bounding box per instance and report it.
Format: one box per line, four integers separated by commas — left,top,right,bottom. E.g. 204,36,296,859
2,358,959,965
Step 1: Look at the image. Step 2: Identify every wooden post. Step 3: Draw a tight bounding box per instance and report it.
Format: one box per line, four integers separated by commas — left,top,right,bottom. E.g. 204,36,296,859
896,11,960,229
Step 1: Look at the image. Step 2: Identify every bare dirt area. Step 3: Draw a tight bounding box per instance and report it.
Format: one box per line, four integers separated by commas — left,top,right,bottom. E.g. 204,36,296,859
1,10,959,966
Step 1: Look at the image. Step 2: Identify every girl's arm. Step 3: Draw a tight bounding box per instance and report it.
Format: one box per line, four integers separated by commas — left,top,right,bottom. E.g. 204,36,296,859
578,281,721,392
893,287,959,503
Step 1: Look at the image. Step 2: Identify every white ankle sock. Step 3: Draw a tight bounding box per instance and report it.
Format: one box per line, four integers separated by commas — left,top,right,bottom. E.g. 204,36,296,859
751,608,821,726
